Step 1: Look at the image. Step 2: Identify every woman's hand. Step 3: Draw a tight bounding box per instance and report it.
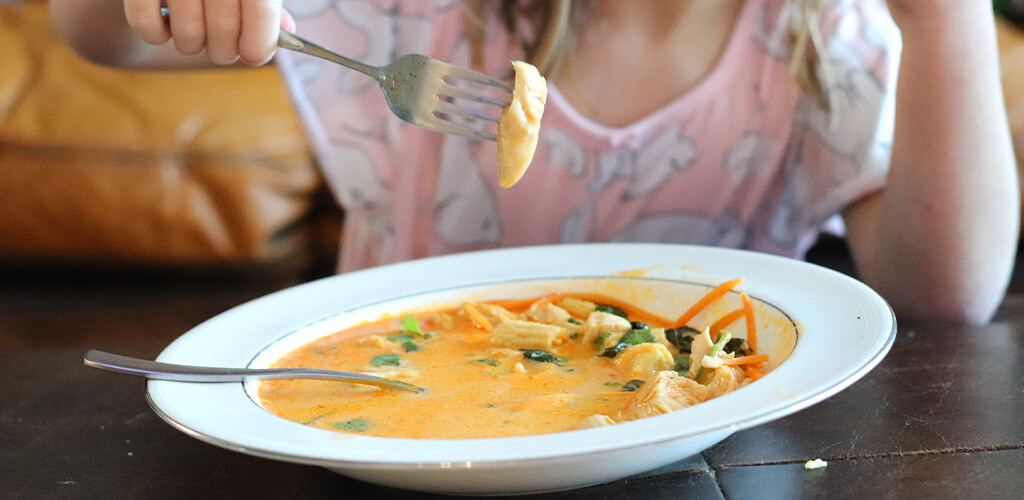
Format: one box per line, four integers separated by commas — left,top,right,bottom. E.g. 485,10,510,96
124,0,295,66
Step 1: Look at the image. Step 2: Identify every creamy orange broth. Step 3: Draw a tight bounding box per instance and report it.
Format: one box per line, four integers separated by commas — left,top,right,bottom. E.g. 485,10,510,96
258,293,757,439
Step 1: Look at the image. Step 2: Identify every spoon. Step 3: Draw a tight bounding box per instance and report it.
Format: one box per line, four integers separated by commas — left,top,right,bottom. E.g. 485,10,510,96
83,350,424,393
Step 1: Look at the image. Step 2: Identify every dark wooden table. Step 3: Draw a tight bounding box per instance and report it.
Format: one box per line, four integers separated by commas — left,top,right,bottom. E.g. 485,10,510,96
3,247,1024,499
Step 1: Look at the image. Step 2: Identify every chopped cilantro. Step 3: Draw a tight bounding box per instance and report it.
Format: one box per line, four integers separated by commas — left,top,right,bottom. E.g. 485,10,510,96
594,332,612,350
385,335,420,353
370,353,401,367
401,314,423,335
567,317,582,325
331,419,370,432
472,358,500,367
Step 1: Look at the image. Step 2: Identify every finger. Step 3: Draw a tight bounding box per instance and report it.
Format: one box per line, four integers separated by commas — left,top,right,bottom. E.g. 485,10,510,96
280,7,296,33
205,0,242,64
165,0,207,55
124,0,171,45
238,0,282,66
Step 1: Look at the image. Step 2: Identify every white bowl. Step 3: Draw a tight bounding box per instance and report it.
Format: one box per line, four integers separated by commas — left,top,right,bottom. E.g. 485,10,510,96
147,243,895,495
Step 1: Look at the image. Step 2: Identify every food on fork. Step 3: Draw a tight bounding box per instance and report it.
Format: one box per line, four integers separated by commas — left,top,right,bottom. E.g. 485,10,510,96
497,61,547,188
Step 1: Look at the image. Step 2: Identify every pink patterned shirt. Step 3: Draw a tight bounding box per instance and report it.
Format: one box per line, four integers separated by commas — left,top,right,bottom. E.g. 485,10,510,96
279,0,900,272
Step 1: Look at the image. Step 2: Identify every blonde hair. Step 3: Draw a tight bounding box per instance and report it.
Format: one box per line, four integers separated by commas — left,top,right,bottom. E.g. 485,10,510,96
467,0,826,105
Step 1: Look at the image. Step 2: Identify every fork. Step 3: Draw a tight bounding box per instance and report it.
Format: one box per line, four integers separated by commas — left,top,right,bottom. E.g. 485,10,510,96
277,30,513,141
84,350,424,393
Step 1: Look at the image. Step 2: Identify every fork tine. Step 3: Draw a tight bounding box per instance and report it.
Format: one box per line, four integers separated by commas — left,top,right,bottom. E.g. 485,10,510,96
442,64,514,93
433,100,501,124
439,83,511,108
422,114,498,142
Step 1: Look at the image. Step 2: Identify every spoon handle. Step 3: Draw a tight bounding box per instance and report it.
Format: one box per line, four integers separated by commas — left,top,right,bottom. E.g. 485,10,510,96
83,350,423,393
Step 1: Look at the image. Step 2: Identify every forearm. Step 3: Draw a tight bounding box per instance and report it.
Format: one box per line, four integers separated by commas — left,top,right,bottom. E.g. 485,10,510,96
849,2,1020,324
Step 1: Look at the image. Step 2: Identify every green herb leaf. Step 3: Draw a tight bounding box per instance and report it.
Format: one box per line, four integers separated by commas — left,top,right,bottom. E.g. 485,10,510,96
567,317,582,325
600,328,657,358
621,379,645,392
595,304,628,318
619,328,655,345
401,314,423,335
402,341,421,353
331,418,370,432
673,356,691,374
370,353,401,367
521,349,568,364
472,358,500,367
725,337,750,356
387,335,414,343
665,326,701,353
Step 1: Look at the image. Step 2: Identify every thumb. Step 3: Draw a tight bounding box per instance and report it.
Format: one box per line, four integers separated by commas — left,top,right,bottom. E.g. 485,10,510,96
280,8,297,32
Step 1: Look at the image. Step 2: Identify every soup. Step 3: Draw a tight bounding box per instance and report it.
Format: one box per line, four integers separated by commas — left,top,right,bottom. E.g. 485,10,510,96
258,279,775,439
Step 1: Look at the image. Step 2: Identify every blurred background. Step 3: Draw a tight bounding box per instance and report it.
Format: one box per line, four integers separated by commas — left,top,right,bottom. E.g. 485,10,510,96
2,0,1024,350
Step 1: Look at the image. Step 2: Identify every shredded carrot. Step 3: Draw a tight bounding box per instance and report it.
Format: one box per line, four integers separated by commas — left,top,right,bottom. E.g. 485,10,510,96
708,308,745,340
722,354,769,366
742,365,765,381
670,278,745,328
741,292,757,351
463,303,493,332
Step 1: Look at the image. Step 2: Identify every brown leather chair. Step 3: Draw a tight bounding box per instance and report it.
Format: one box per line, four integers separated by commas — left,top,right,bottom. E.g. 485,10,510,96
0,0,335,274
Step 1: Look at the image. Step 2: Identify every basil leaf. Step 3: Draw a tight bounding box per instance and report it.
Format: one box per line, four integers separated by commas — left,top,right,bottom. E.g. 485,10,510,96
370,353,401,367
595,304,628,318
521,349,567,364
331,418,370,432
621,379,645,392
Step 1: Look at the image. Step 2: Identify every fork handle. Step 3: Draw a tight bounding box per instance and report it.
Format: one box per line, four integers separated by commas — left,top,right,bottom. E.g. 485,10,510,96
277,30,384,82
82,349,424,393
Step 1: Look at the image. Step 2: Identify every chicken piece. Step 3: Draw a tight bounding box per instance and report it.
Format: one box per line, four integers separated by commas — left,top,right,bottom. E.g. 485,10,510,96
581,311,633,349
705,365,747,399
556,297,598,319
687,327,714,379
618,371,710,421
525,302,572,324
576,414,616,430
614,343,676,378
